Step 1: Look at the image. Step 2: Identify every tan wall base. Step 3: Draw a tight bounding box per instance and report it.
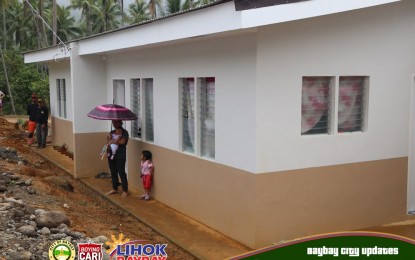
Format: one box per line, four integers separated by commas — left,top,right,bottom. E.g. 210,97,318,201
74,132,109,179
73,135,410,249
51,117,74,151
127,143,410,249
255,158,409,247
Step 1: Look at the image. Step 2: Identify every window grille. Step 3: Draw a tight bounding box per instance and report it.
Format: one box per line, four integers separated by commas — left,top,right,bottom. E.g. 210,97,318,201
181,78,195,153
131,79,141,138
62,80,66,118
56,79,66,119
338,76,366,133
56,79,61,117
301,77,332,135
143,79,154,142
199,77,215,159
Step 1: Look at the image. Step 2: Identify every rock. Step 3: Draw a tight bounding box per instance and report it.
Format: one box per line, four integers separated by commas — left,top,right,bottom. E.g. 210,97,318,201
12,209,25,218
5,197,23,205
42,176,74,192
38,227,51,235
7,251,32,260
0,202,13,211
17,225,36,237
35,211,70,228
24,179,32,186
51,233,66,240
92,235,108,244
8,175,19,181
0,185,6,192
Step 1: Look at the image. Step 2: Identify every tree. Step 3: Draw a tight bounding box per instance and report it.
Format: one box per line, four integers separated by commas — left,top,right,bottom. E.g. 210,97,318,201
44,4,82,42
148,0,163,19
70,0,96,36
52,0,57,45
91,0,122,33
128,0,150,24
0,49,48,114
0,0,11,48
164,0,182,15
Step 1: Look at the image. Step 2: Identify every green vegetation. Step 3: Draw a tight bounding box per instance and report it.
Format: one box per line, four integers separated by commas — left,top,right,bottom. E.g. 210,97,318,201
0,0,216,115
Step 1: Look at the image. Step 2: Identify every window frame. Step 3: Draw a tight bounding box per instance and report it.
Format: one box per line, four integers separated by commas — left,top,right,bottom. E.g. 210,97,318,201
179,77,215,159
56,78,67,119
301,75,369,136
130,78,154,142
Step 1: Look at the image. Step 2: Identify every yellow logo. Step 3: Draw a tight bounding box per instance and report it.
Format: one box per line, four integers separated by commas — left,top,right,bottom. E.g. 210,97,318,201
105,233,130,254
48,240,76,260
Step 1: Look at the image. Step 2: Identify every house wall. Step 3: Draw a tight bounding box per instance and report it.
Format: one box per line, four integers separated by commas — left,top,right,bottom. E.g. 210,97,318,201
71,44,111,178
51,117,74,153
105,33,258,173
48,61,74,152
255,0,415,172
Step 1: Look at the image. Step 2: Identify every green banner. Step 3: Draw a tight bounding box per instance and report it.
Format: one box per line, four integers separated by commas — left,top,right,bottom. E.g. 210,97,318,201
230,232,415,259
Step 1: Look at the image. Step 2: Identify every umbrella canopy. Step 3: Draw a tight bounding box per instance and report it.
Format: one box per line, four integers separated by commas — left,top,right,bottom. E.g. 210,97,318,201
87,104,138,120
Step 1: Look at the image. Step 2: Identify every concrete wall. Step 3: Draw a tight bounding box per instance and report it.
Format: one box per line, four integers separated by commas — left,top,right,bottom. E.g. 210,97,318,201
105,33,258,173
255,0,415,172
126,143,409,248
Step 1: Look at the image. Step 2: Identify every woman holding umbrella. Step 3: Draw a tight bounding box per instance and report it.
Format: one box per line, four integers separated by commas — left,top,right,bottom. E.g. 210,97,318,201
88,104,137,198
106,120,130,197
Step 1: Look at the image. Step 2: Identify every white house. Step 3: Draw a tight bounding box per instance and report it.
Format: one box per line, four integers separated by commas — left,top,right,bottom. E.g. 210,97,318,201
24,0,415,249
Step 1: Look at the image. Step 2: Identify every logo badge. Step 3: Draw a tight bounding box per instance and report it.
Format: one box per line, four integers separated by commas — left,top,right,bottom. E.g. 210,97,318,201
106,233,168,259
78,243,103,260
48,240,76,260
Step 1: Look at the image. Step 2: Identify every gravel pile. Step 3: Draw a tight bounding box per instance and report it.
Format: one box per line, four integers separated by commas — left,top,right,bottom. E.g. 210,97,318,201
0,171,111,260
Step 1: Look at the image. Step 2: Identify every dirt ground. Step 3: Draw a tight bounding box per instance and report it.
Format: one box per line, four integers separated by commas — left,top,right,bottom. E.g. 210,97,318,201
0,115,196,260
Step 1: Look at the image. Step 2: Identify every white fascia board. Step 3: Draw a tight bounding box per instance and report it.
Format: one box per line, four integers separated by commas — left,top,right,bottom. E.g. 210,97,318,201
240,0,401,28
24,46,71,63
78,2,241,55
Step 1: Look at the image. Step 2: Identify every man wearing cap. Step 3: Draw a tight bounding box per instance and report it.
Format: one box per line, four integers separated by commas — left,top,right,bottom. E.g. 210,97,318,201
35,98,49,148
26,93,38,146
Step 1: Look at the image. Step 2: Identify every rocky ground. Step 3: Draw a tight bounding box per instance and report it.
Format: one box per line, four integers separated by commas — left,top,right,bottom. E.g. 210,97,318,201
0,116,196,260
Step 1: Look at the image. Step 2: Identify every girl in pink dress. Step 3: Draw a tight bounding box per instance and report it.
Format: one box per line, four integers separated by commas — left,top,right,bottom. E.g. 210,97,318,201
140,150,154,200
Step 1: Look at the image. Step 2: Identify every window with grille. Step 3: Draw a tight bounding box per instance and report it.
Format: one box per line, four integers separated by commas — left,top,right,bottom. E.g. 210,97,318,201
180,78,195,153
338,76,367,133
130,79,141,138
143,78,154,142
199,77,215,158
56,79,67,118
301,77,332,135
180,77,215,159
301,76,368,135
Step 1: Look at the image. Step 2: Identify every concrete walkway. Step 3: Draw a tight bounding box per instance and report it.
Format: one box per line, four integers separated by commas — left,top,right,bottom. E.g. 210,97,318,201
33,145,251,260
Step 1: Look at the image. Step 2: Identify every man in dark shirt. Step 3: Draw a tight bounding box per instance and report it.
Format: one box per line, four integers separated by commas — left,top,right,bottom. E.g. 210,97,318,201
26,93,38,146
106,120,130,198
35,98,49,148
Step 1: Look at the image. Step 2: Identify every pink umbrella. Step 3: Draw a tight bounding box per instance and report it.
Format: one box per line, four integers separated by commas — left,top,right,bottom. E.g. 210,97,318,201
87,104,138,121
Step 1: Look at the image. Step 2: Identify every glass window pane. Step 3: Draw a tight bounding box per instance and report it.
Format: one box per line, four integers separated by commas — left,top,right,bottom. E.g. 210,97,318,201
180,78,195,153
131,79,141,138
144,79,154,142
301,76,331,135
338,76,366,133
199,77,215,158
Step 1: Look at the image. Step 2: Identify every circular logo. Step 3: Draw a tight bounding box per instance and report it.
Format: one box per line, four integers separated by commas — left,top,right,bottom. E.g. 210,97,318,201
48,240,76,260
